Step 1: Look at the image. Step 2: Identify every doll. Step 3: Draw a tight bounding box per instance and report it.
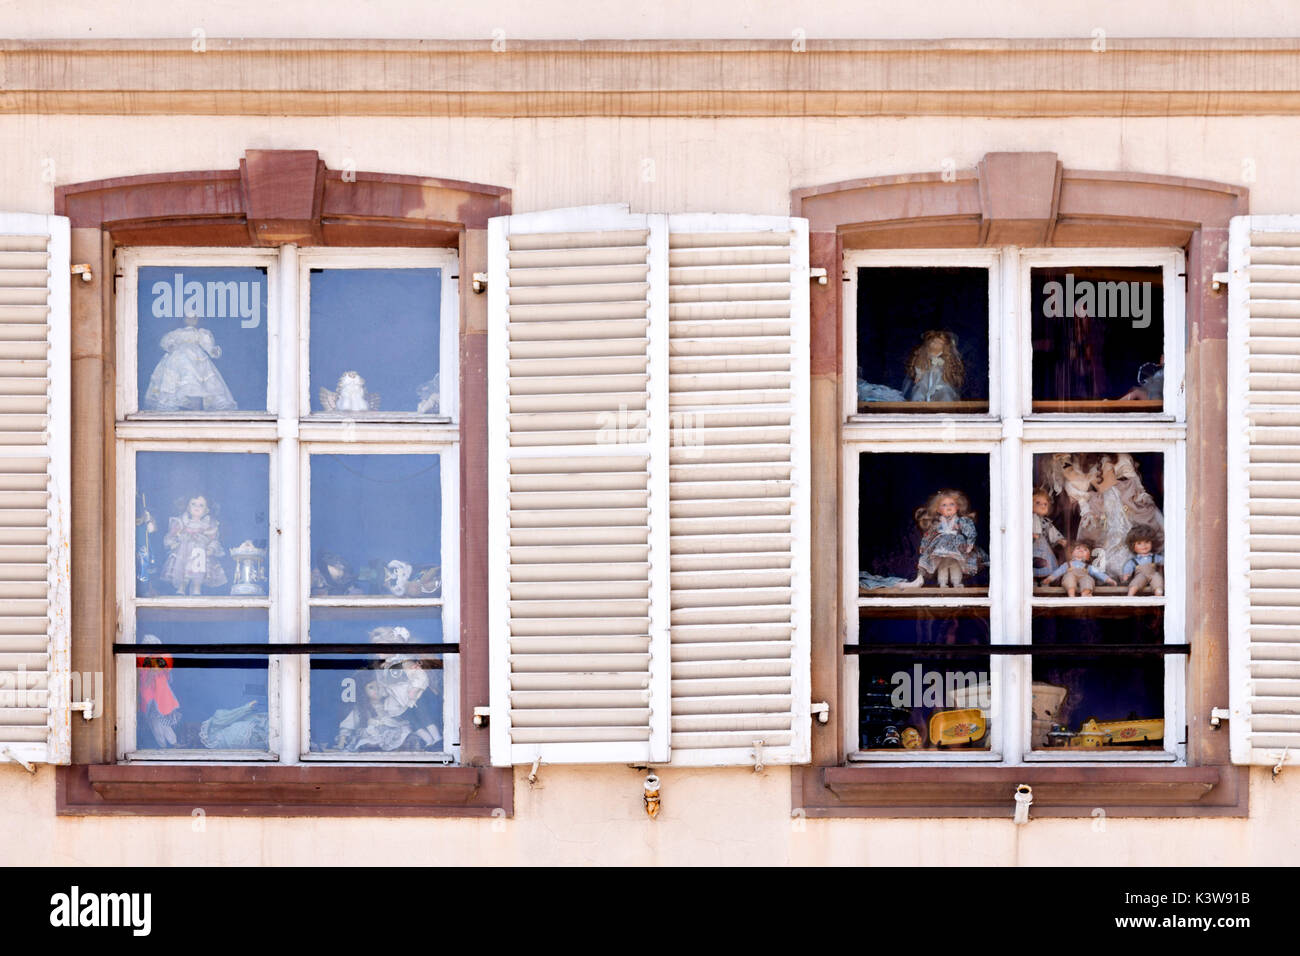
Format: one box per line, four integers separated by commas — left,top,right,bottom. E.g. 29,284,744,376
143,309,237,411
1121,523,1165,596
1043,540,1117,596
1031,488,1065,581
375,657,442,750
903,489,987,588
199,700,269,750
162,495,227,594
903,330,964,403
136,634,180,748
319,371,380,412
1121,354,1165,401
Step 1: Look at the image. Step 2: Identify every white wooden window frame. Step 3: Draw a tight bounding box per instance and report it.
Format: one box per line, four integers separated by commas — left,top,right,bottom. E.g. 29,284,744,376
842,246,1187,765
116,245,461,764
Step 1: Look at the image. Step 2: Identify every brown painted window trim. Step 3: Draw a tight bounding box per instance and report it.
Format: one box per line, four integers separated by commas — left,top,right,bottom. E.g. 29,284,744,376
791,151,1250,818
54,149,513,817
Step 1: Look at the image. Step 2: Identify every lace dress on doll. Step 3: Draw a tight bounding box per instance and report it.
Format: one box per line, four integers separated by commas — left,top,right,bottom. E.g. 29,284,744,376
904,355,960,402
918,515,986,577
144,325,237,411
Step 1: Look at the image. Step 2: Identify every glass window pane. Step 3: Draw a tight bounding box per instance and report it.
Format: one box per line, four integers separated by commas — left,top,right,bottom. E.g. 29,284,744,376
307,607,448,755
309,268,442,415
1030,452,1165,594
137,266,269,412
1031,608,1166,750
1030,266,1165,412
135,451,271,598
309,454,442,597
857,609,992,752
858,452,991,595
132,608,269,753
855,266,989,413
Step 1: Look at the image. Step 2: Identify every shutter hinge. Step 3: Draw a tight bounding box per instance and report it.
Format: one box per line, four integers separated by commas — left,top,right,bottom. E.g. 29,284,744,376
472,706,490,727
1211,271,1230,292
471,272,488,294
0,747,35,773
811,701,830,724
70,263,93,283
1209,707,1231,729
809,267,828,285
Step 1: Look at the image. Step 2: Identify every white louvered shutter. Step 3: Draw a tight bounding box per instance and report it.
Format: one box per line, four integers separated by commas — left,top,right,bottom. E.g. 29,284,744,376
488,205,671,765
1227,214,1300,767
664,215,811,766
0,213,71,768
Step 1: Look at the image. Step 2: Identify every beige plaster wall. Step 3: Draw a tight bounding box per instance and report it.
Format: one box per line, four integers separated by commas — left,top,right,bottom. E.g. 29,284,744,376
2,111,1299,865
2,766,1298,866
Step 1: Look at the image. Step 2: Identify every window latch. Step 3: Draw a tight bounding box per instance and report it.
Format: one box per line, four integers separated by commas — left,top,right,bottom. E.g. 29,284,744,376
0,747,35,773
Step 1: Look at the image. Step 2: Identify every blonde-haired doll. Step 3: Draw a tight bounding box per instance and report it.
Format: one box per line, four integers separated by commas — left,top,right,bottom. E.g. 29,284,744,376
903,330,965,403
902,488,988,588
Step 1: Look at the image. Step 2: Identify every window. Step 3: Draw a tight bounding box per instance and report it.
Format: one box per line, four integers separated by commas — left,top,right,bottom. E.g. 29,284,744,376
116,247,461,763
843,248,1186,765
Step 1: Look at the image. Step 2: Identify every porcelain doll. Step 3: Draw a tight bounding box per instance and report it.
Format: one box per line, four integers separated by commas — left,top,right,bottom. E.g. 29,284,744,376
1121,355,1165,401
1044,452,1164,575
319,371,380,412
1031,488,1065,582
335,679,413,752
902,330,964,403
136,634,180,748
902,489,988,588
1043,540,1117,596
143,310,237,411
162,495,227,594
1121,523,1165,596
375,657,442,750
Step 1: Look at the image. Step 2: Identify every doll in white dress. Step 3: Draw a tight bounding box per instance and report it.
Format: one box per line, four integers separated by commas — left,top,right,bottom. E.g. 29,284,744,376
143,312,238,411
903,330,964,403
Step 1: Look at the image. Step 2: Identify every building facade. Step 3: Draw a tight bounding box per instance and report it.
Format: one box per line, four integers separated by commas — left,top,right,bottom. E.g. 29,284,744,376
2,3,1299,865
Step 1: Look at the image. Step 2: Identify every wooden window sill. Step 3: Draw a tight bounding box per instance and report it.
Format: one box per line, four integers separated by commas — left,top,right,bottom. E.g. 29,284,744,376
792,764,1247,818
56,763,514,818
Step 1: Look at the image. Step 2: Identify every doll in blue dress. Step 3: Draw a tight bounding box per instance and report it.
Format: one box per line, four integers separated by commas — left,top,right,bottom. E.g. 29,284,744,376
903,488,988,588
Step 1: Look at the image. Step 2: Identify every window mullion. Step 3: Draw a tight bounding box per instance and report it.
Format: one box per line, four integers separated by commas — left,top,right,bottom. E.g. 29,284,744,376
276,243,302,765
998,247,1027,764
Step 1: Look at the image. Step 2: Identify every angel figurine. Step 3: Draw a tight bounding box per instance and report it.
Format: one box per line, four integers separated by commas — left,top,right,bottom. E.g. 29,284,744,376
143,310,237,411
903,330,965,403
319,371,381,412
901,489,988,588
162,495,227,594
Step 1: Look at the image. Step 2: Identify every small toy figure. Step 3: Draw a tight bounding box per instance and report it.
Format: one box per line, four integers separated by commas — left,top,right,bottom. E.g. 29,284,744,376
135,493,157,591
903,489,987,588
1043,540,1117,596
1031,488,1065,582
383,559,441,598
136,634,180,748
162,495,227,594
143,309,237,411
319,371,380,412
903,330,964,403
1121,523,1165,596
